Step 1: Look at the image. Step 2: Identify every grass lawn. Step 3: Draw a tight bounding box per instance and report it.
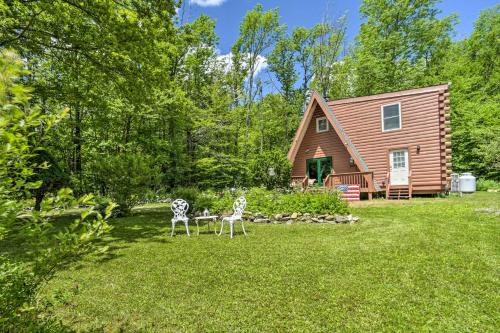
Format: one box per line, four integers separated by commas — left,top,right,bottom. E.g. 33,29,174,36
33,193,500,332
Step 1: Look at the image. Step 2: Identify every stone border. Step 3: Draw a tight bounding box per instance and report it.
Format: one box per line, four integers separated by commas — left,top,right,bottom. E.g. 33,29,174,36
243,212,359,224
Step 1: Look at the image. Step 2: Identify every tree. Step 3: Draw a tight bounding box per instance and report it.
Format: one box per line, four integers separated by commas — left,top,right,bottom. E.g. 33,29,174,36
353,0,457,95
440,5,499,179
0,49,116,330
235,4,284,157
311,15,348,98
292,26,315,110
267,34,298,140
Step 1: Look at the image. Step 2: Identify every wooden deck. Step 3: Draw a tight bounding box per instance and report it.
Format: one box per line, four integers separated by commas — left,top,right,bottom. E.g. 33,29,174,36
292,171,377,200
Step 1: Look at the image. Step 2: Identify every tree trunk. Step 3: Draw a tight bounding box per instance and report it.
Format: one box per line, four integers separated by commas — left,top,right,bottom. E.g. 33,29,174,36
34,190,44,211
74,106,82,174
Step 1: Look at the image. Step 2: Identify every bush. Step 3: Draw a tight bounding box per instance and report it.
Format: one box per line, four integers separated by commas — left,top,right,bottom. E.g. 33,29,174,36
0,258,34,325
208,187,349,215
90,152,160,215
194,155,249,190
211,189,243,214
249,150,292,189
192,190,218,214
171,187,199,213
477,178,500,191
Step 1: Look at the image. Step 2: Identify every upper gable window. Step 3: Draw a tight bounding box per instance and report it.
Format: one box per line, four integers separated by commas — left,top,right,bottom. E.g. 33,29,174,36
381,103,401,132
316,117,329,133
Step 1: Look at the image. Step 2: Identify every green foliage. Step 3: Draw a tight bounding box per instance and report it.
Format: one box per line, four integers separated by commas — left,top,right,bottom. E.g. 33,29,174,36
192,190,218,214
353,0,457,95
1,0,498,214
90,153,160,215
0,51,115,329
194,155,249,190
171,187,199,213
477,179,500,191
235,4,285,153
311,15,348,97
249,150,292,189
0,257,34,325
210,187,348,215
441,5,500,179
268,35,298,100
245,188,349,215
36,193,500,332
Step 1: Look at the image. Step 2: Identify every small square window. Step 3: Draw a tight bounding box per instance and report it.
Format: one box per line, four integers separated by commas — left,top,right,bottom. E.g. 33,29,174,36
381,103,401,132
316,117,329,133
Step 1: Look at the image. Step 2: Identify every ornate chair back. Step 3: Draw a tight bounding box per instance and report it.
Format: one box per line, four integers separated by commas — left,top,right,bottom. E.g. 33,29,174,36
171,199,189,220
232,196,246,219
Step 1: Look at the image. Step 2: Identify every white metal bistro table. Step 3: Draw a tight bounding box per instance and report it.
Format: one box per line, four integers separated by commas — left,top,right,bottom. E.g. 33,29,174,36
193,215,219,235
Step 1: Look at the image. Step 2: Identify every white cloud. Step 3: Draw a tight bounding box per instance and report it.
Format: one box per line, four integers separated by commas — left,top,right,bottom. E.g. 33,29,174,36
190,0,227,7
217,52,268,78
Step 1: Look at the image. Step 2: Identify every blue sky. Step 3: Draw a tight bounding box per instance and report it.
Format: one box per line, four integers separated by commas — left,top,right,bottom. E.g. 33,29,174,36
181,0,497,54
179,0,497,92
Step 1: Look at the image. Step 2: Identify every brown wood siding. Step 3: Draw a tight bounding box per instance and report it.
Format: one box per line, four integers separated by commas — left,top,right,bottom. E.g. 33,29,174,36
292,106,358,176
328,89,450,193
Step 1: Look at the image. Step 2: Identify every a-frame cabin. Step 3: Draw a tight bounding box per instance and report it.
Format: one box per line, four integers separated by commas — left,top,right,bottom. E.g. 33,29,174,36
288,85,452,199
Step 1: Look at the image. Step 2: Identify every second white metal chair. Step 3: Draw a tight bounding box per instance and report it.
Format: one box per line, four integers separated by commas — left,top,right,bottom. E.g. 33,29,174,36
218,196,247,239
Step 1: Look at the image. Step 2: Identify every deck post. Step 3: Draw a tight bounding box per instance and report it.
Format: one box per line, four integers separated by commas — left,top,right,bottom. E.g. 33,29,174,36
368,192,373,200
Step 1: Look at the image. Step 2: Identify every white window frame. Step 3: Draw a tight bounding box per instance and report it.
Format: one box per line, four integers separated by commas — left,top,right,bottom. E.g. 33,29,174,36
381,102,402,132
316,116,329,133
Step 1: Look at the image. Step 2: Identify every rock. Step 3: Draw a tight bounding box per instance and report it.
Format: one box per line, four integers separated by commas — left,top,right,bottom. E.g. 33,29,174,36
335,214,349,223
347,215,358,224
291,213,298,219
311,217,323,223
475,208,500,215
286,220,293,225
303,213,311,218
274,214,283,220
325,215,335,221
254,218,270,223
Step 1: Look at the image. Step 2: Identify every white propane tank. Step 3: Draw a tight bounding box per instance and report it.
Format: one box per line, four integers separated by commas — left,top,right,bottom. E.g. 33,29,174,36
459,173,476,193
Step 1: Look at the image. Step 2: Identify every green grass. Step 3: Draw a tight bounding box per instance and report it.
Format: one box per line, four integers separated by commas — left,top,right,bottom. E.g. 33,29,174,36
34,193,500,331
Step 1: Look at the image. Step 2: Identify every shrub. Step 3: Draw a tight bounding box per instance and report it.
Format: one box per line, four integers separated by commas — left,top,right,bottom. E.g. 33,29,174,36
249,150,292,189
192,190,218,214
477,178,500,191
171,187,199,213
194,155,249,190
208,187,349,215
211,190,239,214
90,152,160,215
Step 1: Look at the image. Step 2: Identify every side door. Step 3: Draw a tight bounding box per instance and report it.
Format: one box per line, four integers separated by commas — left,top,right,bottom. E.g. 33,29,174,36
389,149,409,185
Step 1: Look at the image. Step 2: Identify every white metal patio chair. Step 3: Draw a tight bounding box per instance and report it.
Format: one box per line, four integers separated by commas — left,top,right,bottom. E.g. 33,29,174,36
218,196,247,239
170,199,190,237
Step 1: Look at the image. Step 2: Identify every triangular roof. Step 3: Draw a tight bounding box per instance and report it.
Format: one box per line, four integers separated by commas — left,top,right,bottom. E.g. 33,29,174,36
287,92,369,172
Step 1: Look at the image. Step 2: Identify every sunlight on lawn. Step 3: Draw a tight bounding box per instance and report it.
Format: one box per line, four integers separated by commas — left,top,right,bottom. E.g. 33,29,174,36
42,193,499,332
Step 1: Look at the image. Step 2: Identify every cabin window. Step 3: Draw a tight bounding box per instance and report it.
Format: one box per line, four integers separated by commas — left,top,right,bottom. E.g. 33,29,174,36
316,117,329,133
381,103,401,132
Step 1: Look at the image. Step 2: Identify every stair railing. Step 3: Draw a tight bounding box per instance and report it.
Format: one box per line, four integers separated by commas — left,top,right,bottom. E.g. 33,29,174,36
302,176,309,191
385,172,391,199
408,170,413,199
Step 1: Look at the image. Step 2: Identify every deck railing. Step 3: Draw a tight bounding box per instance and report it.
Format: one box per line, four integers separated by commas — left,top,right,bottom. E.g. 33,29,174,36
291,175,308,190
291,172,375,199
324,171,375,194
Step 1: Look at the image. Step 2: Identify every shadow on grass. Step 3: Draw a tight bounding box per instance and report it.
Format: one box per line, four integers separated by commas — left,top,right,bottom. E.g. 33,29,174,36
1,206,249,266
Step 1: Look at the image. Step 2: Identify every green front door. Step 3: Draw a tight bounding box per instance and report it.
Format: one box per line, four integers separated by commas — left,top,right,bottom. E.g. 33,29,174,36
306,157,332,186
